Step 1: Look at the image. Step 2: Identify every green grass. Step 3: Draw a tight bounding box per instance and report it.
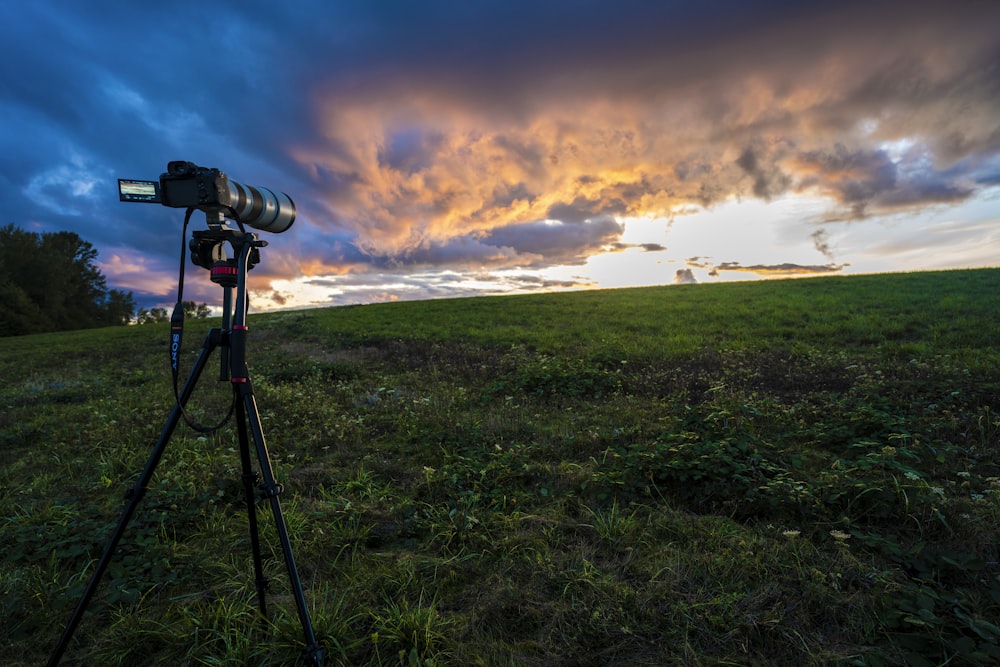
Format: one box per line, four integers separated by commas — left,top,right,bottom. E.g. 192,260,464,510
2,268,999,665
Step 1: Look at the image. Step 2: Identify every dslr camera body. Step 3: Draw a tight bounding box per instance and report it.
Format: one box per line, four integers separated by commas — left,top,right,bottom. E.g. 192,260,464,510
119,161,296,234
159,161,232,211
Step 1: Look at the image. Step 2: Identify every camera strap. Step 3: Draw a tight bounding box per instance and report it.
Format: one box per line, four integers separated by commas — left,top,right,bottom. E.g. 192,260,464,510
169,208,193,377
169,208,234,435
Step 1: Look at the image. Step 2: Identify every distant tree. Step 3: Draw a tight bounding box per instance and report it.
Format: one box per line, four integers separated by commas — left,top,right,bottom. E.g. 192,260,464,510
101,289,138,326
0,280,51,336
134,301,210,325
135,307,169,324
0,224,136,335
183,300,212,319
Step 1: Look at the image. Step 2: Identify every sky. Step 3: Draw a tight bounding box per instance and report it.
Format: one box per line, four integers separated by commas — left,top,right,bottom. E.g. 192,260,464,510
2,0,999,312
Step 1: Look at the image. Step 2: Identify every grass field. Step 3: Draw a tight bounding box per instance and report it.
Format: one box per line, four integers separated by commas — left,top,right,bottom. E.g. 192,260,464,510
2,268,999,665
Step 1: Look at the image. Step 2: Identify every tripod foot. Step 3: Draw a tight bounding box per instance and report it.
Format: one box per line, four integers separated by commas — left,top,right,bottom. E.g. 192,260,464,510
303,641,328,666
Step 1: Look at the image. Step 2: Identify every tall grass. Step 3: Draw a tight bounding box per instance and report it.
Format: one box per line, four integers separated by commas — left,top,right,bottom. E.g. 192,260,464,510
2,268,999,665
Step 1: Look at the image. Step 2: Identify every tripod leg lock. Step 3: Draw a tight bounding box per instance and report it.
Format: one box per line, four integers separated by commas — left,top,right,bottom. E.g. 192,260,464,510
260,483,284,499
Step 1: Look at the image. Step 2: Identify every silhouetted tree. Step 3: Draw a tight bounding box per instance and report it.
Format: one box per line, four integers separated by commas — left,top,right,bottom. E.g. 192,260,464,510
0,280,51,336
100,289,139,326
0,224,136,335
183,300,212,319
135,307,169,324
134,302,211,325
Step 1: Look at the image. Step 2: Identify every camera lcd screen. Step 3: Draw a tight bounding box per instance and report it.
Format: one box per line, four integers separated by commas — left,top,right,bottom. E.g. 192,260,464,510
118,179,161,203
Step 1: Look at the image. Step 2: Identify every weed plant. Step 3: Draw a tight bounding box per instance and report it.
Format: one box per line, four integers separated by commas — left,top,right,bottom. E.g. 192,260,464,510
2,269,999,665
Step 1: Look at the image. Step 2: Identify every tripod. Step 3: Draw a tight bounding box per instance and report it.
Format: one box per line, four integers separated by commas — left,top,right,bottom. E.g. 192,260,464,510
48,224,326,666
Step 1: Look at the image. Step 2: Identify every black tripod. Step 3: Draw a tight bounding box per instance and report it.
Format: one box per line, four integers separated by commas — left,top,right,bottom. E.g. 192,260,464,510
48,223,326,666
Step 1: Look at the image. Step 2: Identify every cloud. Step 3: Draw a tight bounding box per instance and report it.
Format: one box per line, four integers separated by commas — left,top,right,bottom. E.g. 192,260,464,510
260,265,592,309
481,217,624,266
288,215,626,273
810,229,835,261
713,262,846,277
24,159,107,216
735,144,792,200
686,257,713,269
790,144,973,219
673,268,698,285
287,1,1000,270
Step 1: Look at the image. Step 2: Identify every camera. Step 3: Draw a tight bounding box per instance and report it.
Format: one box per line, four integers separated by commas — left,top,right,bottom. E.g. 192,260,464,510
119,161,296,234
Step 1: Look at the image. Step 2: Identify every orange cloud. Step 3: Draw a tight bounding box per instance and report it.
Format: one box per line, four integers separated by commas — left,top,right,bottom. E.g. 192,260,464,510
278,0,1000,288
714,262,846,277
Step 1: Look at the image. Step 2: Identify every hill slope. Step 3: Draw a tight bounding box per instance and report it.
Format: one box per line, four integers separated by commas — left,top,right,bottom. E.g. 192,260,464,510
2,269,999,665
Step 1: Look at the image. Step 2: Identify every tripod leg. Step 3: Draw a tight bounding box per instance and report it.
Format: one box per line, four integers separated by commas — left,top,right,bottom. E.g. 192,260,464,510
47,329,221,667
235,397,270,618
234,378,327,666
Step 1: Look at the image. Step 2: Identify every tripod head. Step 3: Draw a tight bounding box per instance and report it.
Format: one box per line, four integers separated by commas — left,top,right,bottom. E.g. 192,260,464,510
190,223,265,285
169,210,269,394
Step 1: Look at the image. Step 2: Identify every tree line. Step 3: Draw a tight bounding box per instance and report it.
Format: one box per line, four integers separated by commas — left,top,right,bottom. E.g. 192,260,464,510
0,224,207,337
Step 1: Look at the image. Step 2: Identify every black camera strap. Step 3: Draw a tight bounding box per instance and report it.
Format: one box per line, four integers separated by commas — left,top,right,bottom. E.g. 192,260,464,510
169,209,193,376
169,207,234,434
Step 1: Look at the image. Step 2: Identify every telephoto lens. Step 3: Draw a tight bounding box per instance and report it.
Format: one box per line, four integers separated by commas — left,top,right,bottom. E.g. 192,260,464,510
227,181,296,233
159,161,296,233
